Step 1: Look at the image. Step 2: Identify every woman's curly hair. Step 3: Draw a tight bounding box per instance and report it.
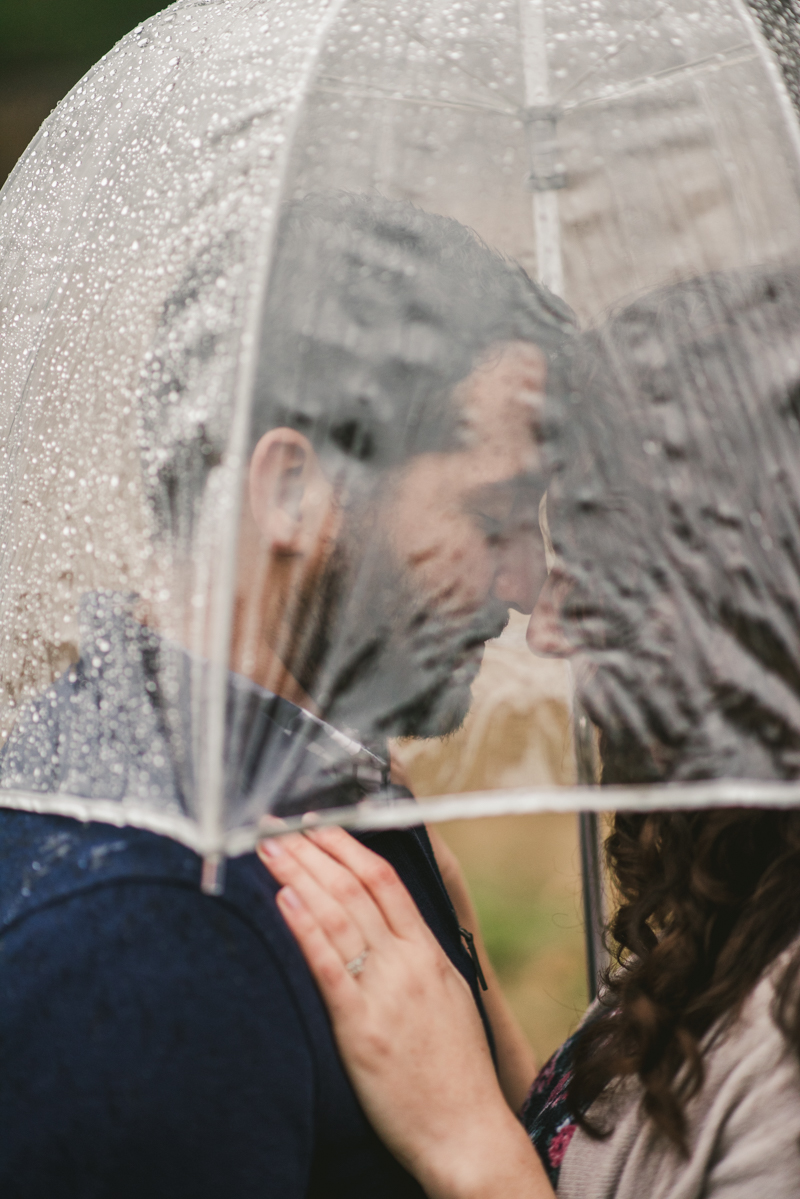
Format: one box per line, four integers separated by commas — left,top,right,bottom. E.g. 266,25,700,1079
568,807,800,1149
546,266,800,1147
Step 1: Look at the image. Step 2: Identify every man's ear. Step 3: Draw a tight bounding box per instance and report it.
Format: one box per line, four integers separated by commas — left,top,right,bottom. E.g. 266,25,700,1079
248,428,331,554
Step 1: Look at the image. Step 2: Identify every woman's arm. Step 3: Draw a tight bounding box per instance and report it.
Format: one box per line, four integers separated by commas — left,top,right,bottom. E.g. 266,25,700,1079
427,827,538,1113
259,827,556,1199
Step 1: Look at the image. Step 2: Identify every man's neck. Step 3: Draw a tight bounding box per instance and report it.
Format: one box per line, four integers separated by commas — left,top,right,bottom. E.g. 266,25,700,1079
137,587,320,718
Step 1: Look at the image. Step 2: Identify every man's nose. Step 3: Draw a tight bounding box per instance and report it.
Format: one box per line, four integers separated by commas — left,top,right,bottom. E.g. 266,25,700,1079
526,571,575,657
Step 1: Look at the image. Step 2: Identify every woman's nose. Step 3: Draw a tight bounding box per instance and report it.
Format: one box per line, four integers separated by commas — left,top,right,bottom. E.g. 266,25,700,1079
526,571,575,657
493,531,549,616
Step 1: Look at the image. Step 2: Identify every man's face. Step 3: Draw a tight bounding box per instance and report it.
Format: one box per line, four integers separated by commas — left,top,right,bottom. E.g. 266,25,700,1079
321,341,550,740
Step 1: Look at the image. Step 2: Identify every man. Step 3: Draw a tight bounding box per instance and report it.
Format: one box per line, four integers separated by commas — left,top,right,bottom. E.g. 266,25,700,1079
0,193,574,1196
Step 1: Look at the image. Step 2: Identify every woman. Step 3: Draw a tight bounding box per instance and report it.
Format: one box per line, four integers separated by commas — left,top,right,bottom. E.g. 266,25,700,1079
260,266,800,1197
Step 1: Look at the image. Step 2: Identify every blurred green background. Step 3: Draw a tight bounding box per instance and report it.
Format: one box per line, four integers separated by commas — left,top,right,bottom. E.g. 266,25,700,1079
0,1,164,185
438,814,588,1064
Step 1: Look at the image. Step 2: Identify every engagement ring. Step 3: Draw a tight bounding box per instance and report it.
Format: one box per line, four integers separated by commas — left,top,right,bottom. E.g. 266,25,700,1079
345,948,369,977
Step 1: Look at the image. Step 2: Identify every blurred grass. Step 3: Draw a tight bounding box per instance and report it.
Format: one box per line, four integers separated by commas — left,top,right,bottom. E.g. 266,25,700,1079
471,880,561,978
393,632,591,1068
437,813,588,1067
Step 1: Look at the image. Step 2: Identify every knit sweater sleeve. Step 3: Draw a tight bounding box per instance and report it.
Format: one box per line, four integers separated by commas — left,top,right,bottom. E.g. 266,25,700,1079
558,971,800,1199
700,1003,800,1199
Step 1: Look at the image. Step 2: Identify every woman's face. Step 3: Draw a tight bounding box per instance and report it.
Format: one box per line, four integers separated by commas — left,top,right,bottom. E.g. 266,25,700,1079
525,495,575,659
524,493,673,783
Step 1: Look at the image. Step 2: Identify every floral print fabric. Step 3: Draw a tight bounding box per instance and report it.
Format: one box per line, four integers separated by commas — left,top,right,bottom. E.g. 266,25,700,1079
522,1028,583,1190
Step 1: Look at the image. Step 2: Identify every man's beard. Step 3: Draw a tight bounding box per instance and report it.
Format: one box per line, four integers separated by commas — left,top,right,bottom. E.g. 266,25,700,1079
289,504,509,742
282,536,349,703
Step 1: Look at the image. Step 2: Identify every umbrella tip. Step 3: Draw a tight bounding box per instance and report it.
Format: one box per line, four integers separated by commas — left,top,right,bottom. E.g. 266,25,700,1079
201,852,226,896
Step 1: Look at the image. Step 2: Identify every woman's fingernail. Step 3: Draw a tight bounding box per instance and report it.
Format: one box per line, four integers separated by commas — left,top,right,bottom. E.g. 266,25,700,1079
280,886,303,911
260,837,284,859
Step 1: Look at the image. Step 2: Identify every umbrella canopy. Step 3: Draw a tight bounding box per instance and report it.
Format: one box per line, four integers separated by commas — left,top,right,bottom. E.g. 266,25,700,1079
2,0,800,868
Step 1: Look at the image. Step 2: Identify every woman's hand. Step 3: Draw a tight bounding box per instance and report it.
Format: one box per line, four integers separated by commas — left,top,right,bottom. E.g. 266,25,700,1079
258,827,554,1199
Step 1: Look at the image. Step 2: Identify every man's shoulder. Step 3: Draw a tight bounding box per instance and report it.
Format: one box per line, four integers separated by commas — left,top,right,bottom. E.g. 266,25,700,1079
0,807,467,1023
0,808,340,1062
0,807,201,925
0,810,459,1198
0,805,440,916
0,810,328,1198
0,808,440,980
0,808,302,975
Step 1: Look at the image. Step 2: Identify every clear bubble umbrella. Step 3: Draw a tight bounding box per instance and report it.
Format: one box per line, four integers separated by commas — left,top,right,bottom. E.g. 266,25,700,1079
2,0,800,944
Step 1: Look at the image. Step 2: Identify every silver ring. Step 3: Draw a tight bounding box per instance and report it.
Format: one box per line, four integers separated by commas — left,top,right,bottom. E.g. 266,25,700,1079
345,948,369,977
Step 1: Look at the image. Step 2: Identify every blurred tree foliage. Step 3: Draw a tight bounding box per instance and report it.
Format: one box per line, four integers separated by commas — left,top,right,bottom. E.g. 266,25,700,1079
0,1,166,66
0,1,167,185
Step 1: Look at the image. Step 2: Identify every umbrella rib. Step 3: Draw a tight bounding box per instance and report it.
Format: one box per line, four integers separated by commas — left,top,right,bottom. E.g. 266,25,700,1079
315,76,516,117
562,41,757,115
315,28,752,127
404,27,521,109
554,0,669,104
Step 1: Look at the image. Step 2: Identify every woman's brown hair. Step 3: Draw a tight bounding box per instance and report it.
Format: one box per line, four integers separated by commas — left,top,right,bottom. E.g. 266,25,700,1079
568,807,800,1149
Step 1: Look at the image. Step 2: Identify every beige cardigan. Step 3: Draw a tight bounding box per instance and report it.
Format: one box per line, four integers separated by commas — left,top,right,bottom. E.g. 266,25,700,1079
559,968,800,1199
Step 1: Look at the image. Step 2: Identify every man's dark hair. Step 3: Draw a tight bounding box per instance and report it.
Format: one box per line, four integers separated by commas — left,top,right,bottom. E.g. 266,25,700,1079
141,191,575,544
253,191,574,470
